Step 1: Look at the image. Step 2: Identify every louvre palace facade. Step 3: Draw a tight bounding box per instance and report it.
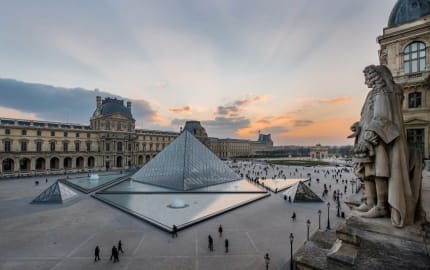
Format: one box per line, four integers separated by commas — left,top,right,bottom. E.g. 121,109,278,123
0,96,273,177
378,0,430,158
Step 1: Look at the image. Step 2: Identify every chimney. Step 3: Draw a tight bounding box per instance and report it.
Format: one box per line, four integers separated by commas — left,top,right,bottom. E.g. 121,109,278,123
127,101,132,112
96,96,102,109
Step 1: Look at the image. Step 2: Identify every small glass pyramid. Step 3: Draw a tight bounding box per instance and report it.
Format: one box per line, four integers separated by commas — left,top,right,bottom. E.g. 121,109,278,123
283,181,322,202
131,131,240,190
32,181,78,203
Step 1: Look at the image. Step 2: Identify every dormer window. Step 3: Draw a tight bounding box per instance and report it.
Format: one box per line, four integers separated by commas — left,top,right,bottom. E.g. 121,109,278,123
404,42,426,74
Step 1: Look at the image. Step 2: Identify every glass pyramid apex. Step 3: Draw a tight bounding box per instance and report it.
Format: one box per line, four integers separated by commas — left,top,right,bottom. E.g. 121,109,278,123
131,131,240,190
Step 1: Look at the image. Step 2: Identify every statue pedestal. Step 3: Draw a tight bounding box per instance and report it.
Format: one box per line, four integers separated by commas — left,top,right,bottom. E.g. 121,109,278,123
294,215,430,270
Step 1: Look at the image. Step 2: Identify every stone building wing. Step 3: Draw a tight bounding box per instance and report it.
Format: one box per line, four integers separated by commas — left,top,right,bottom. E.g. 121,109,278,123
131,130,240,191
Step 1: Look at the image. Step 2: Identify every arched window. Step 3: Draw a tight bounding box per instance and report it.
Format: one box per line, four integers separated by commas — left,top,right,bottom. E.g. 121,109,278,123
404,42,426,74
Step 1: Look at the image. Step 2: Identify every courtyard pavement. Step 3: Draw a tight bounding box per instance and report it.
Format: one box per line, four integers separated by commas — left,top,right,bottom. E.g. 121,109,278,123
0,164,356,270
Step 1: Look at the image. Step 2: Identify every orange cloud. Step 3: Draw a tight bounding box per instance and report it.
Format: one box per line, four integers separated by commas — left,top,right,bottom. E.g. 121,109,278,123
0,106,41,120
318,96,351,104
169,106,191,113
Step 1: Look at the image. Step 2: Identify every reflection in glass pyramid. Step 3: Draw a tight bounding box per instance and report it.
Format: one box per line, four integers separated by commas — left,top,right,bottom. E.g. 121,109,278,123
32,181,78,203
283,181,322,202
131,131,240,191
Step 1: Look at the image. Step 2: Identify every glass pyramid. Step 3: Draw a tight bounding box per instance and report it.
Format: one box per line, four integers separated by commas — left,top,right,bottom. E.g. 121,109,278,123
283,181,322,202
32,181,78,203
131,131,240,190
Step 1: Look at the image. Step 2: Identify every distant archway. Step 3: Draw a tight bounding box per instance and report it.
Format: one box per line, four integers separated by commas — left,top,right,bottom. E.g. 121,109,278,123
36,157,46,170
87,156,95,168
2,158,14,172
145,155,151,163
138,155,144,165
76,156,84,169
20,158,31,171
63,157,72,169
116,156,123,168
50,157,59,170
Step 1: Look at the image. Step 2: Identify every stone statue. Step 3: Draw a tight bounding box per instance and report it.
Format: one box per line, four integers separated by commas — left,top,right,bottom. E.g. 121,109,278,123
349,65,422,228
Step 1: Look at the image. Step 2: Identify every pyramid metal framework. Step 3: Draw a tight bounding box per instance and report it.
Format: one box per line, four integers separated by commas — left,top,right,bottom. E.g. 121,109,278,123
283,181,323,202
131,131,240,190
32,181,78,203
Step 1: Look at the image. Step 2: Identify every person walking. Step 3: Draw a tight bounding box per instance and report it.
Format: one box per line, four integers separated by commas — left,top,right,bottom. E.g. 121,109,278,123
118,240,124,254
110,246,116,261
208,235,213,251
225,238,229,253
113,246,119,263
218,225,223,237
264,253,270,270
94,246,100,262
291,212,296,222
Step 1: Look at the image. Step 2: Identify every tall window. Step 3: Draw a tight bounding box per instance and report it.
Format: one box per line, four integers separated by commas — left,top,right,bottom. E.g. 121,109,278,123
404,42,426,74
37,130,42,136
51,131,55,136
50,142,56,152
408,92,422,108
117,142,123,152
76,133,80,138
21,141,27,152
407,129,425,155
64,132,68,137
86,142,91,152
4,141,11,152
63,142,68,152
22,130,27,136
5,129,10,135
106,143,110,151
36,142,42,152
75,142,80,152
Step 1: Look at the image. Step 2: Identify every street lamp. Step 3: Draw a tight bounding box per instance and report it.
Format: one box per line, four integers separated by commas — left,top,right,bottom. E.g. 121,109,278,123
317,209,322,229
306,219,311,241
326,202,331,230
289,233,294,270
336,194,341,217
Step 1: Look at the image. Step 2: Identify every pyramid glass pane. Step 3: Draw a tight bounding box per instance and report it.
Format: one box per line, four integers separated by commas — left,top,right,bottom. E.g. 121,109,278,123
184,132,240,190
58,183,78,201
132,131,240,190
32,182,62,203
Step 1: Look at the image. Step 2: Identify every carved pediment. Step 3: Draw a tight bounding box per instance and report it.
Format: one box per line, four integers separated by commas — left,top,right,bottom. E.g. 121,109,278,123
404,118,430,125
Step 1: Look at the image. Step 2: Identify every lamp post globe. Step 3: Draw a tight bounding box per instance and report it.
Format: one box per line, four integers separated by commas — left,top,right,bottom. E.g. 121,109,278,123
289,233,294,270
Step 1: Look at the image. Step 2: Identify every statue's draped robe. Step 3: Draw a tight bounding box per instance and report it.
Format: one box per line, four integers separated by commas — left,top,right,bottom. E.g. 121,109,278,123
357,85,421,227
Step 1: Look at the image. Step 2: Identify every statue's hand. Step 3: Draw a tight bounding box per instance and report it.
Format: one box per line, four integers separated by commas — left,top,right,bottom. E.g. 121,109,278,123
364,130,379,145
350,122,360,132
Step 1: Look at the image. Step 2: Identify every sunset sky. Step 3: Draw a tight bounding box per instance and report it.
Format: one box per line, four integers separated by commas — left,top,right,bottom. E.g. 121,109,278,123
0,0,398,145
